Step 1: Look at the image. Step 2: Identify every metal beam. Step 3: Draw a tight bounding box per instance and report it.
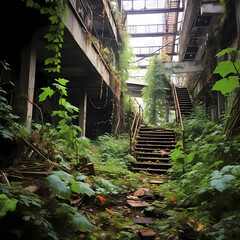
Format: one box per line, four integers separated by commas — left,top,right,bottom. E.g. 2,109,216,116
131,32,178,37
125,8,184,14
135,52,178,57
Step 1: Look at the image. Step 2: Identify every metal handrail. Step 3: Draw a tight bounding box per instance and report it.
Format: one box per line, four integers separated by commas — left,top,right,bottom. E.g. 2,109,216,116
130,99,144,155
172,83,185,148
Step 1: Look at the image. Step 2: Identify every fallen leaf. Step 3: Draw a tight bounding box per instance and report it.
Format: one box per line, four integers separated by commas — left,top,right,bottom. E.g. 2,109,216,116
187,219,204,231
134,188,149,197
167,196,178,202
127,195,139,200
95,195,107,205
105,208,117,214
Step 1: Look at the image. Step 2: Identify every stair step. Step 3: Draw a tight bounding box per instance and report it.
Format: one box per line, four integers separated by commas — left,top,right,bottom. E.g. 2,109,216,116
138,132,175,136
132,168,168,173
136,156,170,162
135,147,173,152
135,144,175,149
137,135,175,139
137,136,176,140
136,152,170,157
137,140,176,145
132,162,172,169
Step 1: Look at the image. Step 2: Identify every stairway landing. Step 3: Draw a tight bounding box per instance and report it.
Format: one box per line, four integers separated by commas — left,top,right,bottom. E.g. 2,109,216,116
131,126,176,174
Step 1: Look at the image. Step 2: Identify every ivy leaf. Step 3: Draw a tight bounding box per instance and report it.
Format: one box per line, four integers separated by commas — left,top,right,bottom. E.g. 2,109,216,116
55,78,69,86
0,194,18,218
213,61,238,77
212,77,239,95
72,212,94,232
53,83,67,96
39,87,55,102
46,175,71,200
49,15,59,24
71,181,95,196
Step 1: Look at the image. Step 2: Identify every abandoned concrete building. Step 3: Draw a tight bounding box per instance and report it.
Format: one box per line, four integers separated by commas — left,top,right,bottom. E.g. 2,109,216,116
1,0,123,139
1,0,240,139
179,0,240,123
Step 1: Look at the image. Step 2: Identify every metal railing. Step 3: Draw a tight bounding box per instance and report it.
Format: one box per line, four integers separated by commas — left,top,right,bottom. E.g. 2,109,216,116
172,83,185,148
128,24,177,35
130,99,144,155
123,0,183,11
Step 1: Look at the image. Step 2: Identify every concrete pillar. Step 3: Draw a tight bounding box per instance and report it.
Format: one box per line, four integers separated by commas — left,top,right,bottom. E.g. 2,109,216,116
78,88,87,137
217,91,225,119
236,0,240,40
19,37,37,124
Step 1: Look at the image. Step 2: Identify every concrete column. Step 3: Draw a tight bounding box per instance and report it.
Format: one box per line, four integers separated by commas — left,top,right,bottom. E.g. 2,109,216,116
236,0,240,40
217,91,225,119
19,37,37,124
78,88,87,137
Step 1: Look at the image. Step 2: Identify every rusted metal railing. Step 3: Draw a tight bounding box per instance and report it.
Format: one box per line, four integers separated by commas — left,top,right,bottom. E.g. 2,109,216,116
130,99,144,155
172,83,185,148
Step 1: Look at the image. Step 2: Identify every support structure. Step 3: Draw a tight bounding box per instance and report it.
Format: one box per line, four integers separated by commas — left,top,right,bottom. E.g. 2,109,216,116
19,37,37,124
78,88,88,137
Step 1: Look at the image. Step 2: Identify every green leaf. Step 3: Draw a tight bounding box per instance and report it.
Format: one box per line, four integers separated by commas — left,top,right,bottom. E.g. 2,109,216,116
39,87,55,102
53,83,67,96
210,174,236,192
71,181,95,196
51,170,74,182
213,61,238,77
216,48,237,58
55,78,69,86
49,15,59,24
46,175,71,200
212,77,239,95
72,212,94,232
0,194,18,218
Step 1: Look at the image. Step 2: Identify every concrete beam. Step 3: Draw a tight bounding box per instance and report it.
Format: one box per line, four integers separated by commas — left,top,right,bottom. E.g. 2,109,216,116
65,5,110,86
162,61,203,73
201,3,224,15
102,0,118,42
131,32,178,38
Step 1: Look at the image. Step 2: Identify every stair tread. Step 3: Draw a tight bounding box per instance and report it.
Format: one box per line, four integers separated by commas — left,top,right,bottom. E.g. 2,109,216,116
135,147,173,151
133,162,172,166
136,156,170,161
132,168,168,172
137,140,176,144
135,144,175,148
136,152,170,156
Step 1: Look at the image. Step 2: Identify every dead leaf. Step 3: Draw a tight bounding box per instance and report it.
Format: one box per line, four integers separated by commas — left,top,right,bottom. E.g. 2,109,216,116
127,195,139,200
187,219,204,231
105,208,117,214
167,196,178,202
134,188,149,197
95,195,107,205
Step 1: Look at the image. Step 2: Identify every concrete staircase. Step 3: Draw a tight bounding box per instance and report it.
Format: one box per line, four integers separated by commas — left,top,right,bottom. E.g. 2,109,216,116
131,126,176,174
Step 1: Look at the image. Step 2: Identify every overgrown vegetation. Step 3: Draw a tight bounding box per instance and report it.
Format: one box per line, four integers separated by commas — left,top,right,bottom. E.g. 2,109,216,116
142,56,171,125
161,104,240,240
